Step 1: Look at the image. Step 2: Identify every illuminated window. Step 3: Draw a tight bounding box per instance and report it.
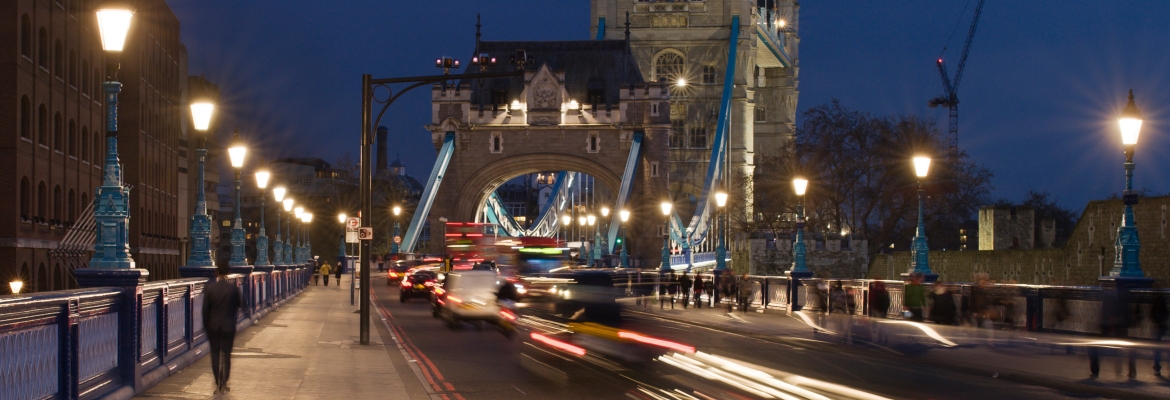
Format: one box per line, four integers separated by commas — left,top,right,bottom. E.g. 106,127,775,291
654,51,685,84
701,65,716,84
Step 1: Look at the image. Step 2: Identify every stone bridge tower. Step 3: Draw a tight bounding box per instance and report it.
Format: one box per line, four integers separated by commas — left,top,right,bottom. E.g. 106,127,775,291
591,0,800,225
425,40,672,266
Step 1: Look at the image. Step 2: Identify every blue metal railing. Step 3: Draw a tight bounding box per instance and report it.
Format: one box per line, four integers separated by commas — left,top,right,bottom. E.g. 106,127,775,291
0,265,311,399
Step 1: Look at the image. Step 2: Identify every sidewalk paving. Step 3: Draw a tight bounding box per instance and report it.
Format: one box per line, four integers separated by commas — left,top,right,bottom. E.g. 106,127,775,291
623,296,1170,400
137,274,427,400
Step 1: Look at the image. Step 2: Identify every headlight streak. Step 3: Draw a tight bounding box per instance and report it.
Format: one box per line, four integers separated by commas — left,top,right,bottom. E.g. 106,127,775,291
792,311,838,335
874,320,958,347
658,352,891,400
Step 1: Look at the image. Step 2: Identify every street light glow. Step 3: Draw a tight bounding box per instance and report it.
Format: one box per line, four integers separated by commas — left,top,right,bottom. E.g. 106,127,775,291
190,102,214,131
9,280,23,295
660,201,673,216
305,213,313,223
578,216,587,226
913,156,932,178
601,207,610,217
562,215,571,226
793,178,808,196
255,169,271,189
338,213,347,223
676,78,687,87
273,186,287,202
1119,90,1143,146
282,198,294,211
587,215,596,226
96,8,134,52
620,209,630,223
295,206,304,218
715,191,728,207
228,130,247,168
393,206,402,216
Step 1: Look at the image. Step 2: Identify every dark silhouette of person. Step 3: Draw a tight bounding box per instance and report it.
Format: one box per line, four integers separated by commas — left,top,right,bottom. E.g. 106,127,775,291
1089,288,1136,378
203,264,242,394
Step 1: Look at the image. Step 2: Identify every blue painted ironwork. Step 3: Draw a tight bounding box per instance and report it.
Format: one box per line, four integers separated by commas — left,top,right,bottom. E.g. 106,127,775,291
274,203,284,265
186,146,214,268
192,293,204,336
606,132,643,252
402,132,456,252
1111,91,1143,277
0,325,58,399
284,208,293,265
78,312,119,381
791,202,808,273
596,16,605,40
90,81,135,269
754,7,793,69
256,189,271,266
481,172,575,238
909,185,931,275
304,217,312,261
391,221,400,255
229,172,248,267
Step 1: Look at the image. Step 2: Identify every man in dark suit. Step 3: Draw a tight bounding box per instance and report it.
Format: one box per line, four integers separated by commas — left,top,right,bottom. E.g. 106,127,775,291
203,264,241,394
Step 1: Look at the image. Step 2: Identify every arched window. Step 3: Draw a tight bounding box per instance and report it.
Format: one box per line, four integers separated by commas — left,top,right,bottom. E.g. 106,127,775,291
38,28,48,67
68,49,76,86
81,60,89,95
36,263,47,292
37,104,47,145
53,39,62,77
654,51,686,84
37,182,46,218
53,185,61,221
54,112,62,151
68,120,76,156
20,15,31,58
20,96,31,138
20,178,30,219
68,189,76,223
81,127,89,161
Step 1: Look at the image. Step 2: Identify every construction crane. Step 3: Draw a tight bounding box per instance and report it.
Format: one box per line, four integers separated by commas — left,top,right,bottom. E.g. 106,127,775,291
929,0,986,161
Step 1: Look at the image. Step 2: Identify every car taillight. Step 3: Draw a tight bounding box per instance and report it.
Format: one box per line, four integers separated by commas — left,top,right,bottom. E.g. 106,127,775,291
531,333,585,357
389,272,398,278
617,331,695,354
447,295,463,304
434,288,445,296
401,280,411,287
499,310,517,322
424,281,434,287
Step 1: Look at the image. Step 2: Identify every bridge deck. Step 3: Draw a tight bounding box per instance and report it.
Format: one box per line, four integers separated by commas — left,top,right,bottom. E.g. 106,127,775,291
136,274,425,400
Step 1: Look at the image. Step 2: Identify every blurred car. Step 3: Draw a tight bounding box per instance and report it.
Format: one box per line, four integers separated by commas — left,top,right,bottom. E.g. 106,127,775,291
433,270,503,329
386,261,415,285
399,270,438,302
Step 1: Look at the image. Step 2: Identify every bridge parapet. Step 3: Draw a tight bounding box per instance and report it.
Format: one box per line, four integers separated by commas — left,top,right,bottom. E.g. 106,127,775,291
0,264,311,399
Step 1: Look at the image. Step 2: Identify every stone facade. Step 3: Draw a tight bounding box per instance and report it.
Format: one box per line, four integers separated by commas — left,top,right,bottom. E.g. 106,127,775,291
978,205,1035,250
869,195,1170,285
749,237,868,278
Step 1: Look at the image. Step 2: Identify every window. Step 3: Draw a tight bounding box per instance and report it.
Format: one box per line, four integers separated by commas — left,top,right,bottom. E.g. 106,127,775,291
37,182,46,218
94,69,101,94
54,113,63,151
650,161,660,178
21,15,31,58
20,96,31,138
68,120,76,156
81,127,89,161
81,60,89,95
669,119,685,148
650,103,659,116
68,50,76,86
587,132,600,153
689,126,708,148
702,65,717,85
38,28,48,67
20,178,30,219
53,186,61,221
37,105,47,145
755,106,766,123
81,193,88,215
490,132,502,153
654,51,685,84
53,39,62,77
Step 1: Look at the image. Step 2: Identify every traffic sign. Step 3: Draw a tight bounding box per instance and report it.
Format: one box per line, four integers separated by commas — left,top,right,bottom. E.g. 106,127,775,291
345,231,359,243
347,217,361,231
358,227,373,241
393,235,402,244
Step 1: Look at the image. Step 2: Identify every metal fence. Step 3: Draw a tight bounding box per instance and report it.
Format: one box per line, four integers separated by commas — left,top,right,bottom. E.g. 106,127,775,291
0,264,311,400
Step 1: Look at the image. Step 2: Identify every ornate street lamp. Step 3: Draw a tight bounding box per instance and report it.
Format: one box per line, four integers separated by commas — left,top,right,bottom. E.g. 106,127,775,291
619,209,630,268
561,214,572,245
186,89,216,268
338,212,348,257
282,198,294,264
9,280,23,295
587,214,597,267
254,167,272,267
715,189,729,273
294,206,304,264
1111,90,1145,277
303,213,313,262
577,216,587,264
660,201,673,272
600,207,610,257
910,156,934,278
392,206,402,256
273,187,288,264
791,178,809,273
227,130,249,267
88,4,136,270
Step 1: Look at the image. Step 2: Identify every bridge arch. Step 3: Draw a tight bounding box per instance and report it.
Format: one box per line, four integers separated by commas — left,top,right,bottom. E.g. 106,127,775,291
453,154,622,222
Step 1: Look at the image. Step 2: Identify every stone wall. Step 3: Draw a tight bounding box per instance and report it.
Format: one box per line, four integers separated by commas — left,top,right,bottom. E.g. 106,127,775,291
978,205,1034,250
870,195,1170,285
750,238,868,278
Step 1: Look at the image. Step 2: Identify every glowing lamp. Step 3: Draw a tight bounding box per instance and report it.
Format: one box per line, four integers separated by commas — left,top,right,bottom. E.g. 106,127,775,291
338,213,347,223
254,170,271,189
273,186,287,202
96,7,134,52
228,130,247,169
189,102,214,131
715,191,728,207
620,209,630,223
913,156,932,178
793,178,808,196
660,202,672,216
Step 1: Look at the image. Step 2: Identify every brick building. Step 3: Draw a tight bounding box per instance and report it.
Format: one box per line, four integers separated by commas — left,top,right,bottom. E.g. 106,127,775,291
1,0,190,293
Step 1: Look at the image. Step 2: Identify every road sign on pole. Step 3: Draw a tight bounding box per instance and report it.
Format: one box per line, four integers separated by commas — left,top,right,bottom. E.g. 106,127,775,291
358,227,373,241
347,217,361,231
346,231,359,243
394,235,402,244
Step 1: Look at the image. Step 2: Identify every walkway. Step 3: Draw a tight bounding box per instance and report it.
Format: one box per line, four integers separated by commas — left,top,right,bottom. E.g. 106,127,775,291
624,296,1170,400
136,274,429,400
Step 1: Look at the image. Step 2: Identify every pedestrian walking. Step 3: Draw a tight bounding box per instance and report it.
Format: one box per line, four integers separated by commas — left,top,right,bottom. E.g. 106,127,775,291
333,257,342,287
903,273,926,322
312,262,320,286
666,271,678,309
1090,287,1137,378
738,273,752,313
869,281,890,318
320,262,332,286
721,271,735,314
658,272,669,310
1151,290,1168,376
678,272,692,309
830,282,848,314
202,264,241,394
693,275,705,309
929,284,957,325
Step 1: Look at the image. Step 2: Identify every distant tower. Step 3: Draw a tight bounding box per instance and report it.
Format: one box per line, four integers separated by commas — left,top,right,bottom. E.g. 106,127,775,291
591,0,800,217
376,126,389,174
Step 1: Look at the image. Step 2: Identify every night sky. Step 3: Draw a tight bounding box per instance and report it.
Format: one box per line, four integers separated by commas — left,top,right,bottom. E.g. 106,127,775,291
172,1,1170,212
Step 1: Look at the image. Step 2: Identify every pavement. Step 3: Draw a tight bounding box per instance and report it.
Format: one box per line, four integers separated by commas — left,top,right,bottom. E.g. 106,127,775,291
624,294,1170,400
136,274,428,400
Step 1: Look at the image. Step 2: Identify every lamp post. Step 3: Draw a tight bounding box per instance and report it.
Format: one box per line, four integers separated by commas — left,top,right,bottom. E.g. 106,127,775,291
227,130,249,267
338,212,348,257
294,206,304,264
303,213,313,262
282,199,294,264
1111,90,1146,278
587,214,597,267
909,156,936,281
660,201,673,272
186,93,215,269
273,187,288,264
578,216,587,264
790,178,809,273
254,167,272,267
600,207,610,257
87,5,135,270
561,214,571,246
619,209,630,268
392,206,402,256
9,280,23,295
715,189,729,273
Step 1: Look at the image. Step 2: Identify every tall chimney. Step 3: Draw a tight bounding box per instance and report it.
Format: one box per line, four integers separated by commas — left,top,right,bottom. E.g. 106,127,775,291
376,126,389,173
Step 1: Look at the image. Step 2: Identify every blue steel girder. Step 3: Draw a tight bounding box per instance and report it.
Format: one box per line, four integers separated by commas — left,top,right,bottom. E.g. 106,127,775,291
400,132,456,252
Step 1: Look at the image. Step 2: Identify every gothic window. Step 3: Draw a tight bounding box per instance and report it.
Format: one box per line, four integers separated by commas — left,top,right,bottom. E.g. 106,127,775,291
650,103,659,116
54,112,63,151
755,106,767,122
20,96,31,138
587,132,600,153
68,50,76,86
81,127,89,161
38,28,48,68
21,15,31,58
654,51,686,84
702,65,717,85
650,161,660,178
68,120,76,156
490,132,503,153
669,119,685,148
53,185,61,221
37,182,46,219
37,105,47,145
689,126,708,148
94,130,102,160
